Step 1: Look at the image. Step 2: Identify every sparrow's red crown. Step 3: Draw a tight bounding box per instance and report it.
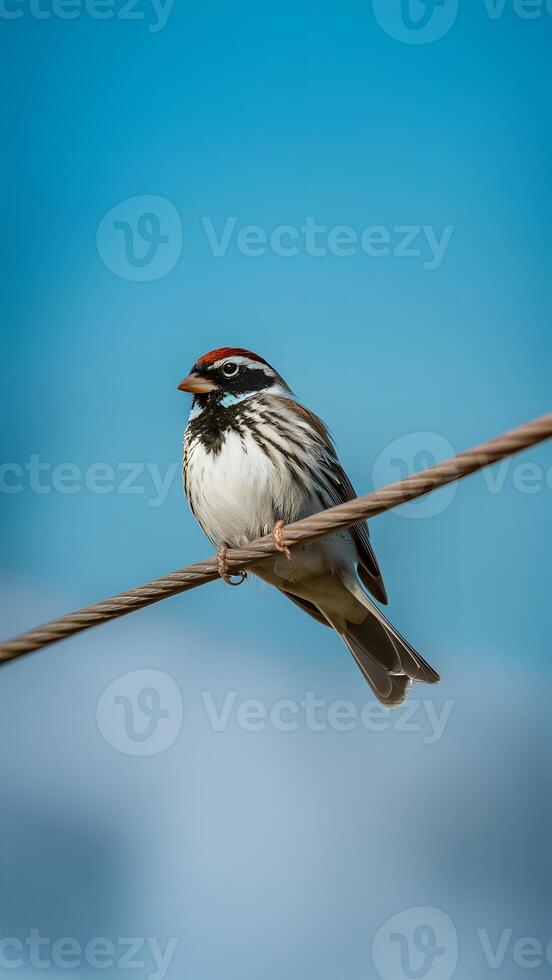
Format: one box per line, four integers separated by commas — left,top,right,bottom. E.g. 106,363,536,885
196,347,267,367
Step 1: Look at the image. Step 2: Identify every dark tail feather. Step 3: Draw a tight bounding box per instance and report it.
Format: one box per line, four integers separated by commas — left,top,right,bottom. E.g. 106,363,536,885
341,612,439,708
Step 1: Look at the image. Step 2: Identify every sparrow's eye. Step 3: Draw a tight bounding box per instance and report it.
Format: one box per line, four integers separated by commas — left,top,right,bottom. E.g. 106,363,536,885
222,361,239,378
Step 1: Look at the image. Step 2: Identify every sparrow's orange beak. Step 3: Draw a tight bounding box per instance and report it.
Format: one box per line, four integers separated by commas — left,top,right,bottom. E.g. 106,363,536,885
177,372,219,394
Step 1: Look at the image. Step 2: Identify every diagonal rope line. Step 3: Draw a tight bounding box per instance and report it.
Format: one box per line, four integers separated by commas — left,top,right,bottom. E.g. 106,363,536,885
1,410,551,665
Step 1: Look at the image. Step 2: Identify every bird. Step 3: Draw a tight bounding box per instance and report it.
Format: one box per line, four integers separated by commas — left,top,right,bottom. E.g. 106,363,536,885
178,347,439,707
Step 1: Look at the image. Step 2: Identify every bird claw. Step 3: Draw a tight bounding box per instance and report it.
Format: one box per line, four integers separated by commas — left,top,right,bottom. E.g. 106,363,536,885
217,544,247,587
272,520,292,560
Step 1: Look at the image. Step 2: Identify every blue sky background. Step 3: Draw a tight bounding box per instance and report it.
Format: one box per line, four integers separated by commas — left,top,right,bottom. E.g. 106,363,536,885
1,2,551,978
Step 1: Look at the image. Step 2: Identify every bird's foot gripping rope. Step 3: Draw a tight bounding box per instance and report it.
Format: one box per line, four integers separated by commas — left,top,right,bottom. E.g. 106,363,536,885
217,544,247,587
272,520,292,560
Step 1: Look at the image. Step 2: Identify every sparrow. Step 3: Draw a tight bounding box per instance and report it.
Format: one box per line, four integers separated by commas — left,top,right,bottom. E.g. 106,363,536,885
179,347,439,707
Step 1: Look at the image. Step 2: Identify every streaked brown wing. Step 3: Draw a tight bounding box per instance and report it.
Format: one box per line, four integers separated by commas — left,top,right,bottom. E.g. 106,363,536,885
333,464,388,605
274,398,388,606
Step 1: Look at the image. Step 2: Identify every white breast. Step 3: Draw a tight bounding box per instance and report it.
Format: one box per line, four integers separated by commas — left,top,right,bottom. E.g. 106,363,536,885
183,425,307,548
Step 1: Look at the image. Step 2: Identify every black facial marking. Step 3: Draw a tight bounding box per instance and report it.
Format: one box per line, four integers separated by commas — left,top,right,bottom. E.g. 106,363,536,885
190,356,288,400
216,363,275,396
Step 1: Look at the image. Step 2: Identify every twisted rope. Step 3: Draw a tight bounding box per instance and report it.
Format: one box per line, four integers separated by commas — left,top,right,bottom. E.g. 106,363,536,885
1,411,551,665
